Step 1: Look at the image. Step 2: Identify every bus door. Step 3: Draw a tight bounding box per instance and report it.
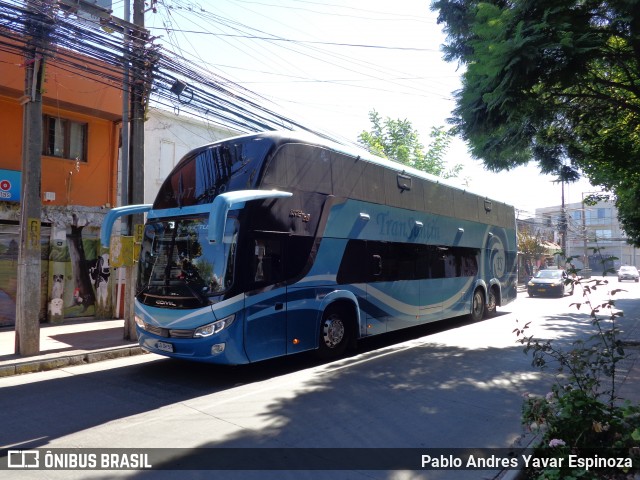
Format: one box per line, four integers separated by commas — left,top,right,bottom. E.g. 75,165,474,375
366,242,420,333
417,245,443,323
244,234,288,362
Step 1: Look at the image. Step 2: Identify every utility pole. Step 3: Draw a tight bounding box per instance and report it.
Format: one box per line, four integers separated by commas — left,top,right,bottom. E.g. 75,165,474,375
15,1,53,356
130,0,145,211
122,0,147,340
121,0,130,235
560,177,567,264
582,207,589,272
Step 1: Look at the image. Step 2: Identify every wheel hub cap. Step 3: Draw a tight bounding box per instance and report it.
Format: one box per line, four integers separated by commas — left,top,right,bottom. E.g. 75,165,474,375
323,316,345,348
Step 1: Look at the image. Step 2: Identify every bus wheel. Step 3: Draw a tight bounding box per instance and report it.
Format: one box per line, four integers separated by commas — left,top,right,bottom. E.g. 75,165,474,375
471,288,485,322
317,307,349,359
485,287,497,318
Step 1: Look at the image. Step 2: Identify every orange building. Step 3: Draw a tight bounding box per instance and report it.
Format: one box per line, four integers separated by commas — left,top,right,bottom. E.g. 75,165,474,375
0,41,123,325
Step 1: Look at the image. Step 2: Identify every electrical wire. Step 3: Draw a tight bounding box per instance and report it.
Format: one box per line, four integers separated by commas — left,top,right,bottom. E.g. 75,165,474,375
0,0,457,149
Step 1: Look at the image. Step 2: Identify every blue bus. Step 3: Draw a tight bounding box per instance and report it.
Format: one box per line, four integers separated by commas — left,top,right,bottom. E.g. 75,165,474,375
101,131,517,364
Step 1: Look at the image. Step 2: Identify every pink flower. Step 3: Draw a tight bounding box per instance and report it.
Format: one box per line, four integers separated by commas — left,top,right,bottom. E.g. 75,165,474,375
549,439,566,447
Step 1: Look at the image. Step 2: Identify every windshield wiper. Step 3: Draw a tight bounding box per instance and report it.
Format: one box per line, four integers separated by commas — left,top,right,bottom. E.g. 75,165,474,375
181,276,208,304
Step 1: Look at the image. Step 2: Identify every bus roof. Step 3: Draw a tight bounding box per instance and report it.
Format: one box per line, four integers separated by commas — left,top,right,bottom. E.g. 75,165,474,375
184,130,513,210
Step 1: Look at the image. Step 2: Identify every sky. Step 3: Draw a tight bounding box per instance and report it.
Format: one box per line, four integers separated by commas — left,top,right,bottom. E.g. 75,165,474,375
114,0,599,216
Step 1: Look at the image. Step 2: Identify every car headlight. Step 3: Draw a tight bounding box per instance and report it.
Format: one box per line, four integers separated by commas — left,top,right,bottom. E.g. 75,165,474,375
527,281,534,287
194,314,236,338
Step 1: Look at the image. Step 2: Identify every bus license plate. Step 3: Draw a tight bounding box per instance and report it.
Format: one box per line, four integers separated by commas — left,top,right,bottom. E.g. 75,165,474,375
156,341,174,353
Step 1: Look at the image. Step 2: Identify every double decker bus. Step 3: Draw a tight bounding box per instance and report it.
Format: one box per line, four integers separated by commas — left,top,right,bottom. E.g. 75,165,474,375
101,131,517,364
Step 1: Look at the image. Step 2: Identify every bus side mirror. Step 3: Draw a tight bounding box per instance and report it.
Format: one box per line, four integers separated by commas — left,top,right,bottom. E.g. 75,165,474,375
100,204,152,248
208,190,293,244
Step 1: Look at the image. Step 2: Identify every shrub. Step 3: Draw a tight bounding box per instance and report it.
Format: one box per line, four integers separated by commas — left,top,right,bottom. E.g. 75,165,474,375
515,257,640,479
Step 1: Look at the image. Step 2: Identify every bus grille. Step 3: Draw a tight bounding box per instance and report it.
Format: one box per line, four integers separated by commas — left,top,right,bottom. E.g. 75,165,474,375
142,323,194,339
169,329,195,338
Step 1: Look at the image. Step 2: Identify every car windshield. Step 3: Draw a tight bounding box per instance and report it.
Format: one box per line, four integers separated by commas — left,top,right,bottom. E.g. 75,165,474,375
136,214,239,308
535,270,563,279
620,266,638,273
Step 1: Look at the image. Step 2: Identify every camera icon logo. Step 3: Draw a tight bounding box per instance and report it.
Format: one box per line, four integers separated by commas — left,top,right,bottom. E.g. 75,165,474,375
8,450,40,468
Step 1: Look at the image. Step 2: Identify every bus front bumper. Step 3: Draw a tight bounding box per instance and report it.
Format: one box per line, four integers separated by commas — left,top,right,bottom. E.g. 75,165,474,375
137,328,250,365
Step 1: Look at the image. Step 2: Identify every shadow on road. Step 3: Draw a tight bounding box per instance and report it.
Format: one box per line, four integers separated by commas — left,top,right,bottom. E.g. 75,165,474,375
0,312,543,459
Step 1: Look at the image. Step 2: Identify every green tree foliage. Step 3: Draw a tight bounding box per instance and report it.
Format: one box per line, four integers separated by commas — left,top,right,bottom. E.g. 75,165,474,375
517,225,547,258
358,110,462,178
431,0,640,245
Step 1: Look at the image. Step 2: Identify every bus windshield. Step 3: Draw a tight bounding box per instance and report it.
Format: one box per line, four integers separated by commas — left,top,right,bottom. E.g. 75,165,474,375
137,214,239,308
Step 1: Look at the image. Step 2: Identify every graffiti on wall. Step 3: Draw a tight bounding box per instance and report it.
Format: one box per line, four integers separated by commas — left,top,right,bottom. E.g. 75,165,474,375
0,215,112,326
47,222,112,321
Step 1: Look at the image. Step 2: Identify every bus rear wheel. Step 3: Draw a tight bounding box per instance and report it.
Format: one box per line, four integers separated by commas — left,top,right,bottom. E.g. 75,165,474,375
471,288,485,322
317,307,349,359
485,287,497,318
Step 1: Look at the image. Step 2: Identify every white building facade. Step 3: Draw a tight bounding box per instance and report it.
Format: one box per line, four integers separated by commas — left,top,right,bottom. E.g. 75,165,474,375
143,108,239,203
536,200,639,273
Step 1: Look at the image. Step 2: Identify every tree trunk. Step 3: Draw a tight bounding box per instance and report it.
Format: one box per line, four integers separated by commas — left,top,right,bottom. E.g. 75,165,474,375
67,224,95,311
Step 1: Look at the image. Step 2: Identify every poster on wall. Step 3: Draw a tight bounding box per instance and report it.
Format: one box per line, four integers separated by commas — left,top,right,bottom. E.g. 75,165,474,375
0,169,21,203
48,225,112,321
0,222,112,326
0,222,49,327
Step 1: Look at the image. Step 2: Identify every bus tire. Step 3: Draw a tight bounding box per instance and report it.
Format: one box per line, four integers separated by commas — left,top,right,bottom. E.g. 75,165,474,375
471,288,485,322
317,306,350,359
484,286,497,318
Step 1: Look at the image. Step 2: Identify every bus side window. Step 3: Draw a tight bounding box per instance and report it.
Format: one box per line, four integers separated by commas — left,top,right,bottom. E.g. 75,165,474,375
430,246,446,279
336,239,367,284
250,236,284,288
254,241,266,282
372,255,382,277
285,235,314,280
415,244,431,279
461,249,479,276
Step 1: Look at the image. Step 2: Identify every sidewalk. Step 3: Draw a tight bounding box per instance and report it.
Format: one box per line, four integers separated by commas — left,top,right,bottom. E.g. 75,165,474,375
0,318,146,377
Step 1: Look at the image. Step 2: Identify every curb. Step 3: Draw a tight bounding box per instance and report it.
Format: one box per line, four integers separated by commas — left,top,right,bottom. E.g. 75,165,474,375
494,433,541,480
0,346,147,378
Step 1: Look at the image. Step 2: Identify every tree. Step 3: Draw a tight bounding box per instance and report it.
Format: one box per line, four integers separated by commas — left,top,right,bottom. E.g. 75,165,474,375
358,110,462,178
518,226,547,259
67,214,95,312
517,223,551,276
431,0,640,245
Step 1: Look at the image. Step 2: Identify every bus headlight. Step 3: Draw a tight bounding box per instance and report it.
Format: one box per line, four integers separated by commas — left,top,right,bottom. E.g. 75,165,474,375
134,315,145,329
194,314,236,338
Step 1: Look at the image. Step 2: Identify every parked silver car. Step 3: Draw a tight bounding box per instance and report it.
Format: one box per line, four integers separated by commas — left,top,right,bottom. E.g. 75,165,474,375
618,265,639,282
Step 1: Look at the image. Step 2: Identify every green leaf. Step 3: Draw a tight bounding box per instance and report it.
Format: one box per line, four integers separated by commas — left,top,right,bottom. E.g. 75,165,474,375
431,0,640,246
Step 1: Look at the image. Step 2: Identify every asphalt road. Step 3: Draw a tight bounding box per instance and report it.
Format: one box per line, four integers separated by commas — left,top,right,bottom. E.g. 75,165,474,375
1,277,639,480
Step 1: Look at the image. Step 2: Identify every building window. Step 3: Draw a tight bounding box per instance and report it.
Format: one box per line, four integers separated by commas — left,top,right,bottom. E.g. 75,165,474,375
585,208,612,226
42,115,88,161
598,208,610,221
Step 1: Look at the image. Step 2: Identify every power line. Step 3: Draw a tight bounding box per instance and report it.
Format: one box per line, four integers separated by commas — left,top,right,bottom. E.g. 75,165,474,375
148,28,440,51
154,0,450,100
